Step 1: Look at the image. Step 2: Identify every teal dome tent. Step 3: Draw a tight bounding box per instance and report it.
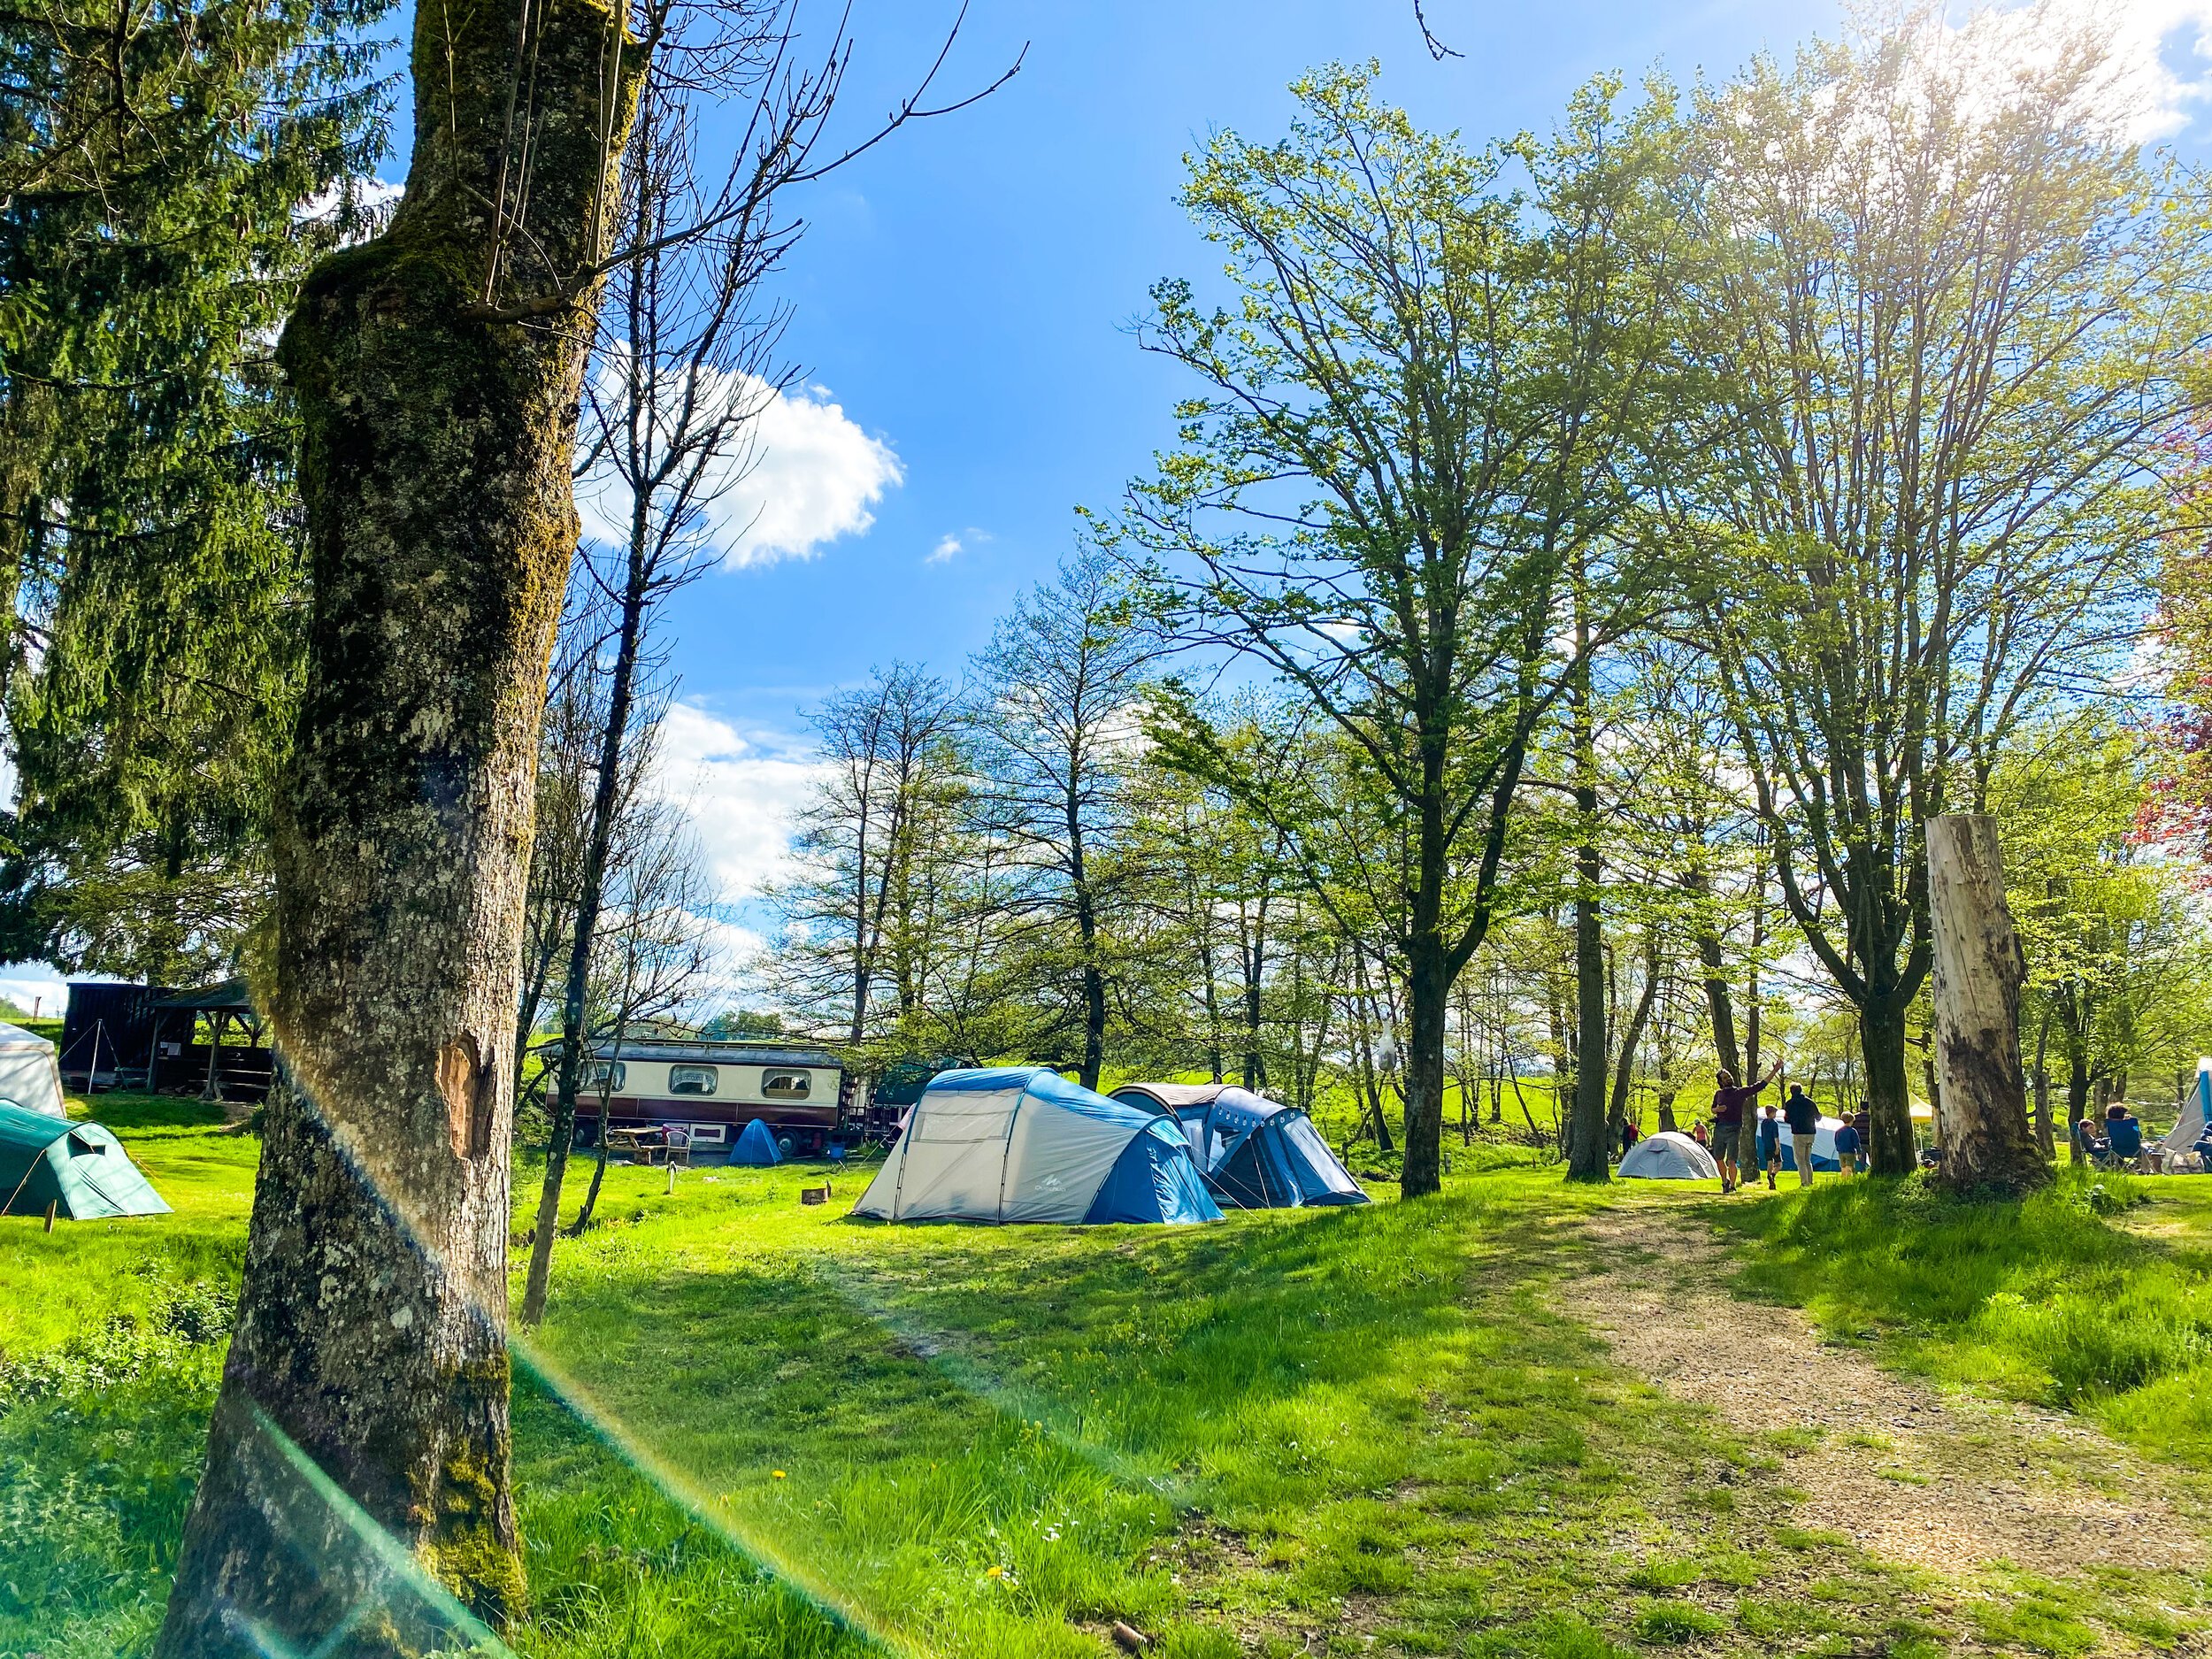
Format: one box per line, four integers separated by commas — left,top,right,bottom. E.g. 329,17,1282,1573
0,1102,170,1219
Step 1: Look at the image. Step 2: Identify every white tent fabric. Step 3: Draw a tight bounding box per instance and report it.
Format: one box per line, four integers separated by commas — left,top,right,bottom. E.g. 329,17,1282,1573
850,1067,1217,1225
1776,1115,1845,1171
0,1023,66,1119
861,1080,1131,1222
1618,1131,1720,1180
2160,1064,2212,1154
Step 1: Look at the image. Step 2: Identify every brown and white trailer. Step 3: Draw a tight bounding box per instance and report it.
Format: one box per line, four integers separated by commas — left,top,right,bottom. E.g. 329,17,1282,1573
572,1038,844,1159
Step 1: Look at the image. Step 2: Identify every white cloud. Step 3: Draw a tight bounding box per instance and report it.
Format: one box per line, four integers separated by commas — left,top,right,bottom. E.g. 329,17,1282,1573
647,704,827,903
927,533,964,564
576,361,902,570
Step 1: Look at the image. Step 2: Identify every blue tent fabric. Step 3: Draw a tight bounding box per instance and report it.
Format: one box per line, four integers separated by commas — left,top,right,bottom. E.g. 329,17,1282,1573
1774,1117,1844,1172
852,1067,1220,1225
1084,1117,1220,1223
731,1118,782,1165
1113,1085,1368,1209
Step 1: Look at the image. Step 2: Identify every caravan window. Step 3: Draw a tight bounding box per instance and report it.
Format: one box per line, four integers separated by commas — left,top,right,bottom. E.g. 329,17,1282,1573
761,1069,811,1100
668,1064,718,1096
586,1061,626,1093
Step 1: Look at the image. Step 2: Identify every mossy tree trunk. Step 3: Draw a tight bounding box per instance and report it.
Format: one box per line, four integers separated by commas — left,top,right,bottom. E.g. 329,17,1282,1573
155,0,638,1648
1927,813,2050,1195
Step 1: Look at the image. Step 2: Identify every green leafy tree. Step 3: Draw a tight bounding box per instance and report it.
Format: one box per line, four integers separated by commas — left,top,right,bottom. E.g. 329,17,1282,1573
1996,719,2212,1157
1683,16,2212,1173
1120,65,1694,1197
0,0,389,982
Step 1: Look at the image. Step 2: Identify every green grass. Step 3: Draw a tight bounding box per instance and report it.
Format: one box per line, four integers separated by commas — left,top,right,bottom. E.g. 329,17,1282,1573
4,1107,2209,1658
0,1093,255,1356
1707,1167,2212,1469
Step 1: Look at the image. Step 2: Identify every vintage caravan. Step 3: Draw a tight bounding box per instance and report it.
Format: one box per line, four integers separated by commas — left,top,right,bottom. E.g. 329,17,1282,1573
572,1038,844,1159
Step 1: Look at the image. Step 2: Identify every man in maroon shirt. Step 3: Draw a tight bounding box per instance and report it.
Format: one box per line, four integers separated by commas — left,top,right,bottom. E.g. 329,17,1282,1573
1709,1061,1783,1194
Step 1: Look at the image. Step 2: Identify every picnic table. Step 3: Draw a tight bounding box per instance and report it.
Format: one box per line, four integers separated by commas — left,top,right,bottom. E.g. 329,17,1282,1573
603,1125,691,1169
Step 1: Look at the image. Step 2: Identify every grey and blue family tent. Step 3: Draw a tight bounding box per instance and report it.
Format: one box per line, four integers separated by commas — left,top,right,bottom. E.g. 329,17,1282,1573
1112,1083,1368,1209
1617,1130,1719,1180
730,1118,783,1166
850,1067,1221,1225
0,1101,170,1219
1775,1116,1845,1172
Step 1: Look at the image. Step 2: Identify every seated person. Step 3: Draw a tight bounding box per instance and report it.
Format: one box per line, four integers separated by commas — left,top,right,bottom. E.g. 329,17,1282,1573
2106,1103,2143,1166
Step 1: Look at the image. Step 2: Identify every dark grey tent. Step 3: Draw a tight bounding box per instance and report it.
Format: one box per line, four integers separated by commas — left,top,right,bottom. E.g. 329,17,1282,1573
731,1118,782,1166
1111,1083,1368,1210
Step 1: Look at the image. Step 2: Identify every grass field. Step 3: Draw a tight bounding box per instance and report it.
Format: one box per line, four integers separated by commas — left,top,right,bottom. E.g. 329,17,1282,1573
4,1094,2209,1658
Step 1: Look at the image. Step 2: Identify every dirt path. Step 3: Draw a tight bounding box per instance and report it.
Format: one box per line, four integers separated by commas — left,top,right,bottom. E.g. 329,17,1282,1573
1570,1205,2207,1577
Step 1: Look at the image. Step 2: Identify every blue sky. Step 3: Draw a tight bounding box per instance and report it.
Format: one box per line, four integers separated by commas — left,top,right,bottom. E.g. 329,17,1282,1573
593,0,1874,915
666,0,1847,731
23,0,2212,1009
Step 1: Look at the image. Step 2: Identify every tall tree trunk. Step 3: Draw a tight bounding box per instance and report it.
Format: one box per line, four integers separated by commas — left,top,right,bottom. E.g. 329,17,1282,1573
1608,941,1660,1144
2065,1041,2090,1164
1684,853,1740,1079
155,0,636,1647
1569,881,1608,1180
1734,844,1765,1172
1241,891,1268,1092
1926,815,2047,1193
1860,993,1915,1175
1402,940,1444,1185
1068,803,1106,1091
521,555,648,1325
2032,1012,2053,1156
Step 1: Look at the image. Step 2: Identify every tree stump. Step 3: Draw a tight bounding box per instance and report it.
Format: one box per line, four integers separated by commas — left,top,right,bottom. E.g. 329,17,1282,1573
1927,814,2050,1194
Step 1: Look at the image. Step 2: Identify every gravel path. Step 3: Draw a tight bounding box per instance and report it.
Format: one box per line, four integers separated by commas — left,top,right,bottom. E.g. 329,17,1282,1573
1570,1205,2207,1577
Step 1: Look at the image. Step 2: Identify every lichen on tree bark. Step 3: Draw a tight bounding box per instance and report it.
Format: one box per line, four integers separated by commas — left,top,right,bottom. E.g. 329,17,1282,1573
155,0,641,1647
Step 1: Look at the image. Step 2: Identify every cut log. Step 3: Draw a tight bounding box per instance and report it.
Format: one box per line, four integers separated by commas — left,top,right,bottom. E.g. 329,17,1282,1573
1927,814,2050,1194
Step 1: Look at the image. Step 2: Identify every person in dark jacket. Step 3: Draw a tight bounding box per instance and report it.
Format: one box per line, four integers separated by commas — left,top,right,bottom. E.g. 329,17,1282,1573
1782,1084,1821,1187
1754,1106,1782,1190
1618,1117,1642,1160
1709,1061,1782,1194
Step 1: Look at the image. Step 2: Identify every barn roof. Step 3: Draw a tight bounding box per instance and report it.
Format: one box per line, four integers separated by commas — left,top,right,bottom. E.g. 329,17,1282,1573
150,977,256,1014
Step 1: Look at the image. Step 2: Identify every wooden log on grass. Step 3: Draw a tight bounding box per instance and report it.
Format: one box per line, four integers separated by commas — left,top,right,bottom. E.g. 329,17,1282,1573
1927,813,2050,1194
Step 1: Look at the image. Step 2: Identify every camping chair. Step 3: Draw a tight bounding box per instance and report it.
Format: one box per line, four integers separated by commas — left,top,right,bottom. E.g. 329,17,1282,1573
2102,1118,2143,1171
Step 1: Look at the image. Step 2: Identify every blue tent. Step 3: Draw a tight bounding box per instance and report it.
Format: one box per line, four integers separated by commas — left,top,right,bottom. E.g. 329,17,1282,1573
730,1118,782,1166
1112,1084,1369,1209
1771,1115,1844,1172
850,1067,1220,1225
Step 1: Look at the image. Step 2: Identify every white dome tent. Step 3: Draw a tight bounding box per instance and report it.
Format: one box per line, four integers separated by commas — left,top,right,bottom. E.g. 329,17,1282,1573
0,1022,67,1120
1618,1131,1720,1180
850,1067,1220,1225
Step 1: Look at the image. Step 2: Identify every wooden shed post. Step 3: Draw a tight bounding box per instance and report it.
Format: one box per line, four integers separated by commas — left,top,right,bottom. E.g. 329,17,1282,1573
201,1011,224,1102
1927,814,2050,1194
